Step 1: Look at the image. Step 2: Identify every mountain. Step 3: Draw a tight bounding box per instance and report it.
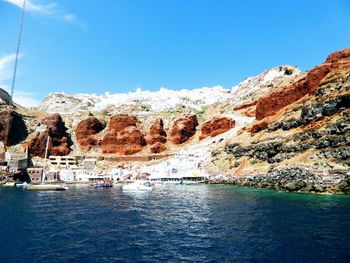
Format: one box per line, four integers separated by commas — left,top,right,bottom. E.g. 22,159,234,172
39,86,231,115
1,48,349,193
208,48,350,193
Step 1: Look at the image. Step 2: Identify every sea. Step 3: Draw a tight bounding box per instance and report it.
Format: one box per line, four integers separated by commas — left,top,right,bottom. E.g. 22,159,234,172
0,185,349,263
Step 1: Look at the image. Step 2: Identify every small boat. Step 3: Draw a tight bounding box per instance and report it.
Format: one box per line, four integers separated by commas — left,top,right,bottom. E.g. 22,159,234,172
122,180,153,191
16,182,29,188
92,180,113,188
26,184,69,191
3,182,16,187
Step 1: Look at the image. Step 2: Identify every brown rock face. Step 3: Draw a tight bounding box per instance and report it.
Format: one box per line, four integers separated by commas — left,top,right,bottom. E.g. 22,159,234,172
248,120,269,133
170,115,198,144
199,117,235,140
0,109,27,146
76,117,105,151
146,118,167,145
27,113,71,158
108,115,138,132
150,142,167,153
256,48,350,120
99,115,146,155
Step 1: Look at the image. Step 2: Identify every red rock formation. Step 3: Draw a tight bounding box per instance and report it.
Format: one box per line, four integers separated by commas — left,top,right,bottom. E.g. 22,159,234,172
150,142,167,153
99,115,146,155
256,48,350,120
199,117,235,140
170,115,198,144
233,101,257,111
146,118,167,145
76,117,105,151
0,109,27,146
234,101,257,117
27,113,71,158
248,120,269,133
108,115,138,132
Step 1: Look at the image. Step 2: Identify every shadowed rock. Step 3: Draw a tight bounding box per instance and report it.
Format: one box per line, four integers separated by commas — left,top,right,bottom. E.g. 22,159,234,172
76,117,105,151
26,113,71,158
0,109,28,146
170,115,198,144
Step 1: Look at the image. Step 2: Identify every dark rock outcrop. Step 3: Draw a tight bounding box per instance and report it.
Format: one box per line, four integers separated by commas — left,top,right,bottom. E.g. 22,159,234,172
170,115,198,144
226,112,350,165
150,142,167,153
0,109,27,146
240,167,350,194
27,113,71,158
199,117,235,140
0,88,13,106
76,117,105,151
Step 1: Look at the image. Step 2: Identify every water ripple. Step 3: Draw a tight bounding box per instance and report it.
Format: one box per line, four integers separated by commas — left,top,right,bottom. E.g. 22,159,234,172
0,185,349,262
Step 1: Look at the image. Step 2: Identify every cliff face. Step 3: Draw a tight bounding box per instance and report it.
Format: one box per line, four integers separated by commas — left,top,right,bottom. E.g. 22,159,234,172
0,109,27,146
256,49,350,120
76,117,105,151
99,115,147,155
26,113,71,158
200,117,235,140
230,65,301,116
209,48,350,193
0,89,13,107
145,118,167,145
170,115,199,144
5,47,350,193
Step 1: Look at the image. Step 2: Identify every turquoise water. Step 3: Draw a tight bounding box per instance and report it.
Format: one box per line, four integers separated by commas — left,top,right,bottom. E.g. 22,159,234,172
0,185,349,262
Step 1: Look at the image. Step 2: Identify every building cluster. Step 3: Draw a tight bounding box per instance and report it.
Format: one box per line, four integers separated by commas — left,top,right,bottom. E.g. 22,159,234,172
0,142,211,185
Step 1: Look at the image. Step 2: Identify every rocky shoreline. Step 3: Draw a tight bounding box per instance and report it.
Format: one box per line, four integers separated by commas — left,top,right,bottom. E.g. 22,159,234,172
209,167,350,194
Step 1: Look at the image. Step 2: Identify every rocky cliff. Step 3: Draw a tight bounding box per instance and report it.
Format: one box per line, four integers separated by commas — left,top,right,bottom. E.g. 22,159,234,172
0,109,27,146
170,115,199,144
3,48,350,193
26,113,71,158
99,115,147,155
208,48,350,194
200,117,235,140
76,117,105,151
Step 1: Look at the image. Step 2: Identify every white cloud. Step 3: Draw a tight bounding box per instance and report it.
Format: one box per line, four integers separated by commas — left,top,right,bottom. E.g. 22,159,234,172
3,0,85,28
0,53,17,82
4,0,57,14
13,90,41,107
0,53,40,108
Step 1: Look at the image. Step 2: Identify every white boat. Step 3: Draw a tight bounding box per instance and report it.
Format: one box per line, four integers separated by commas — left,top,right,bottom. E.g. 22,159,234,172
26,184,69,191
149,169,208,185
3,182,16,187
122,180,153,191
16,182,29,188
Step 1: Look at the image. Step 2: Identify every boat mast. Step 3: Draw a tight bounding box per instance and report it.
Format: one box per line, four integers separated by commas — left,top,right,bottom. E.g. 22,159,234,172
10,0,26,99
41,135,50,184
3,0,26,149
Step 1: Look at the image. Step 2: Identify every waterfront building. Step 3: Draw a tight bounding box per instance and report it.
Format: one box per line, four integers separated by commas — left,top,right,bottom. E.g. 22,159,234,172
27,168,43,183
49,156,78,169
45,171,60,182
28,168,59,183
109,168,124,181
5,152,28,172
59,169,79,182
82,158,97,171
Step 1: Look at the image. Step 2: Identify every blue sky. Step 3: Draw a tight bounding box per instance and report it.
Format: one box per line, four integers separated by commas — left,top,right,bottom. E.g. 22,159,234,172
1,0,350,106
